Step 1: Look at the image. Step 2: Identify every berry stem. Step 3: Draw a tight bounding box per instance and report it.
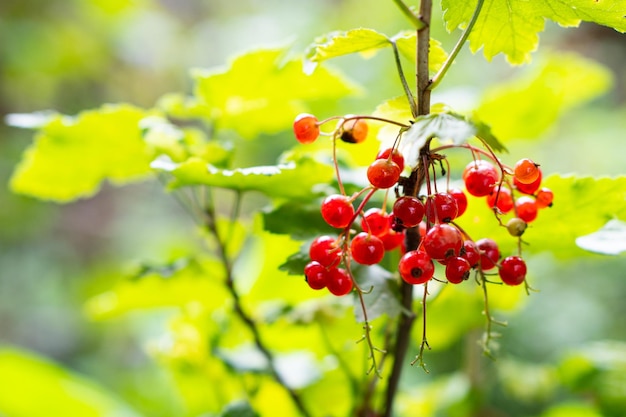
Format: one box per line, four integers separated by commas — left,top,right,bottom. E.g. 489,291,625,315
428,0,485,91
477,268,507,359
411,282,431,372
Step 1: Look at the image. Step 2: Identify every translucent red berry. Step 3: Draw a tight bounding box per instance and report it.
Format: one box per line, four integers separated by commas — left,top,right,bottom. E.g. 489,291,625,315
293,113,320,144
309,235,341,267
476,238,500,270
367,159,401,189
448,188,468,218
398,250,434,285
393,196,425,228
361,208,390,237
423,223,463,261
340,117,368,144
514,158,540,185
326,267,353,296
514,168,542,194
380,230,405,251
304,261,328,290
350,232,385,265
516,196,538,223
461,240,481,268
499,256,527,286
463,160,500,197
536,187,554,208
486,186,514,214
321,195,355,228
445,256,471,284
376,148,405,172
425,192,458,223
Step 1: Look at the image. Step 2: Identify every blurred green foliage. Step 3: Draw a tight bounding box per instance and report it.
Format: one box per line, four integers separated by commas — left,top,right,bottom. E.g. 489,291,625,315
1,1,626,417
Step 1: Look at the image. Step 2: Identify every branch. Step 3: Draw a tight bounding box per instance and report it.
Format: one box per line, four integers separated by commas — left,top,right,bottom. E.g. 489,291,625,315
428,0,485,91
392,0,426,29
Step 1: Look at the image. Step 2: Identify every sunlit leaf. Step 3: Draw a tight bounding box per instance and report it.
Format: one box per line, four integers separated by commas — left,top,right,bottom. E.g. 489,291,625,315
10,104,152,202
476,53,613,140
152,155,334,200
575,219,626,255
192,48,358,139
219,401,259,417
0,348,140,417
393,33,449,72
443,0,626,64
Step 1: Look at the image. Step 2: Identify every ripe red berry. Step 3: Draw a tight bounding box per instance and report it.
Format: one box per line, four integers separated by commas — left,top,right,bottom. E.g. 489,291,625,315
476,238,500,270
293,113,320,144
445,256,471,284
423,223,463,261
367,159,401,189
514,168,542,194
380,230,405,251
486,186,514,214
326,267,353,296
461,239,481,268
321,195,355,228
398,250,434,285
361,208,390,237
463,160,499,197
448,188,468,218
309,235,342,267
340,117,368,144
499,256,527,286
393,196,425,228
514,158,540,184
536,187,554,208
350,232,385,265
516,196,538,223
425,192,458,223
376,148,405,172
304,261,328,290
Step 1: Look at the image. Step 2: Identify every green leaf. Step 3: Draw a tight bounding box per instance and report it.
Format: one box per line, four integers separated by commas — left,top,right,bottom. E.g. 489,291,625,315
443,0,626,64
192,47,358,139
0,348,140,417
9,104,152,202
305,28,448,73
576,219,626,255
353,265,402,322
152,155,334,200
219,401,259,417
476,53,613,140
262,201,335,238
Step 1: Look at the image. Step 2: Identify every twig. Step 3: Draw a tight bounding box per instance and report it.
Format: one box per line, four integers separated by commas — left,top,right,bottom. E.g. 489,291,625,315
390,40,418,118
392,0,426,29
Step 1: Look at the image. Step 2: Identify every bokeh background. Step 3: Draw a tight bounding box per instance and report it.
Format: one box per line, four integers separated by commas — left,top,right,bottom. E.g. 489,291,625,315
1,0,625,416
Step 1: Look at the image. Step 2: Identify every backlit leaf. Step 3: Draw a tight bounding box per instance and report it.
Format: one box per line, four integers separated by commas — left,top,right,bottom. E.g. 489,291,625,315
575,219,626,255
442,0,626,64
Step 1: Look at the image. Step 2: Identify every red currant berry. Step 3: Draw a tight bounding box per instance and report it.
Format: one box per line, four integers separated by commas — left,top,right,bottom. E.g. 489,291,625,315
380,230,405,251
463,160,500,197
476,238,500,270
309,235,342,267
486,186,514,214
514,168,542,194
393,196,425,228
361,208,390,237
536,187,554,208
499,256,527,286
423,223,463,261
293,113,320,144
304,261,328,290
367,159,401,189
376,148,405,172
514,158,540,184
321,195,355,228
398,250,434,285
445,256,471,284
425,192,459,223
448,188,468,217
516,196,538,223
350,232,385,265
461,240,481,268
326,267,353,296
340,117,368,144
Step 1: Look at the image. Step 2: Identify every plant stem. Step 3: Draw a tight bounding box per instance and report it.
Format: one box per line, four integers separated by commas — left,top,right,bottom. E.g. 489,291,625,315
392,0,426,29
390,41,418,118
383,1,433,415
428,0,485,91
202,192,313,417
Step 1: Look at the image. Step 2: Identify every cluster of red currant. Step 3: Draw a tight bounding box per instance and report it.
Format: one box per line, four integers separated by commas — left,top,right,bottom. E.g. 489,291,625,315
293,112,553,295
